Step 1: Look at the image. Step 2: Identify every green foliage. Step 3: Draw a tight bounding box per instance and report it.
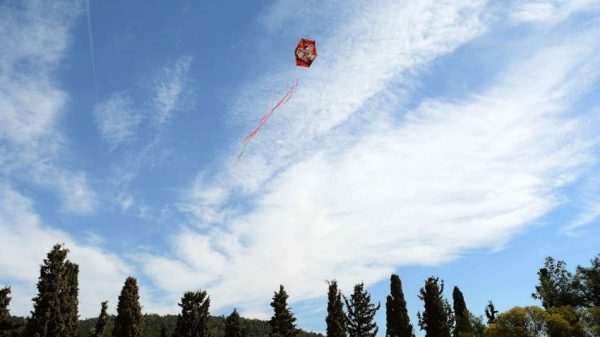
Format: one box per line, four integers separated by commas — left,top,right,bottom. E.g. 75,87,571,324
25,244,79,337
452,287,474,337
385,275,414,337
326,281,346,337
269,285,297,337
484,301,498,324
577,255,600,307
532,257,583,309
174,291,211,337
225,309,243,337
344,283,380,337
483,305,591,337
469,315,485,337
417,277,453,337
113,277,144,337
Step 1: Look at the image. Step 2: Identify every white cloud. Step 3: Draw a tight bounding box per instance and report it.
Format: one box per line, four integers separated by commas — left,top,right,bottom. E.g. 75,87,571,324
152,56,194,125
143,1,600,318
0,185,131,317
95,93,142,149
511,0,600,24
0,0,96,214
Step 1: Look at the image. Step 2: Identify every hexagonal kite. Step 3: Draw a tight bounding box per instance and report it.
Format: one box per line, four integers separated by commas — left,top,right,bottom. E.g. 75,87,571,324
295,38,317,67
236,38,317,165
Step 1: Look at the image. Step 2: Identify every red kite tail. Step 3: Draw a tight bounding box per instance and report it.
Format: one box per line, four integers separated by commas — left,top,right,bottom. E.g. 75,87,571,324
235,80,299,165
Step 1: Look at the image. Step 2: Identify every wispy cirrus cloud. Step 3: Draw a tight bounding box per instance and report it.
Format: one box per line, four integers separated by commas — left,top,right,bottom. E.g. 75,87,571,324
140,0,600,318
95,56,194,214
94,93,142,149
0,0,96,214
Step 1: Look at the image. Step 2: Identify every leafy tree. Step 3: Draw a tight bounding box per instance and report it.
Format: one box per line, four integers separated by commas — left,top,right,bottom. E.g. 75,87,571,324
173,291,211,337
225,309,243,337
326,281,346,337
532,257,582,308
344,283,380,337
452,287,473,337
25,244,79,337
469,315,485,337
576,255,600,307
160,326,168,337
113,277,144,337
417,277,453,337
484,301,498,324
580,306,600,337
385,275,414,337
90,301,109,337
484,306,579,337
269,285,297,337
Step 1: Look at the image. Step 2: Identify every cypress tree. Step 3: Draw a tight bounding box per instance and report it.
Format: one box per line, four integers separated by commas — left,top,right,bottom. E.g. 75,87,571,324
344,283,380,337
173,291,211,337
225,309,243,337
0,286,12,333
113,277,144,337
269,285,297,337
326,281,346,337
484,301,497,324
90,301,109,337
417,277,453,337
25,244,79,337
160,327,168,337
63,262,79,337
452,287,473,337
386,274,414,337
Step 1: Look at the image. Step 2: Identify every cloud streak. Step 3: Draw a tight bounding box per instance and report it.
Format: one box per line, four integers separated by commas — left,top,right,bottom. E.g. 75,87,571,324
0,0,96,214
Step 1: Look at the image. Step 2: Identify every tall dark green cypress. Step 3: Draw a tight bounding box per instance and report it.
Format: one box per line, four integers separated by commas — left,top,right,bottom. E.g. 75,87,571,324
225,309,243,337
0,286,12,334
173,291,211,337
62,262,79,337
269,285,297,337
452,287,473,337
344,283,380,337
112,277,143,337
90,301,109,337
417,277,453,337
326,281,346,337
386,274,414,337
25,244,79,337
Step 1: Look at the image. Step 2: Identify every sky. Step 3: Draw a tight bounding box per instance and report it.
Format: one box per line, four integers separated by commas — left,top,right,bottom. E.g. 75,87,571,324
1,0,600,334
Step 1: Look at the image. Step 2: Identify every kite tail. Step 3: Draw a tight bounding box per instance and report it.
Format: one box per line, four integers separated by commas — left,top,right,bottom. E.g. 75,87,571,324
235,80,299,165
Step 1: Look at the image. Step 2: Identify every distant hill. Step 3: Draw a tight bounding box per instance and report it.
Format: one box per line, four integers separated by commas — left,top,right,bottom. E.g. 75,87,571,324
7,314,324,337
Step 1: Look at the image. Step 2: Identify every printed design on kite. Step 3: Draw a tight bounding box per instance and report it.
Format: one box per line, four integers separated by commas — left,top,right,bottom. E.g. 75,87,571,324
296,46,316,64
295,38,317,68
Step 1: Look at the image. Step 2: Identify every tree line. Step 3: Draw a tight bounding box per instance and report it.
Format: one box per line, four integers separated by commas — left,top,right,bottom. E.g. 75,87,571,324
0,244,599,337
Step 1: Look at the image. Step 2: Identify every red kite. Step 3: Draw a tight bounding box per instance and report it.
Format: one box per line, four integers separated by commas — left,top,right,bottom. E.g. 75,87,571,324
295,39,317,67
236,38,316,165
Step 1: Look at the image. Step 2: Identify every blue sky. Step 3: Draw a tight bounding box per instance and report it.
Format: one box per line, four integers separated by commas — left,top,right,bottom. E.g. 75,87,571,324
1,0,600,334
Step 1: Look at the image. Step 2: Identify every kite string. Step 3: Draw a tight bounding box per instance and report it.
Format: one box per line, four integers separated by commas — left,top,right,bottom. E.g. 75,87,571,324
235,79,300,165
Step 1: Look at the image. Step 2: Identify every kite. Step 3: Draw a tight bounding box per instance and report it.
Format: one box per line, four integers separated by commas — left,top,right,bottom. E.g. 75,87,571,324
235,38,317,164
